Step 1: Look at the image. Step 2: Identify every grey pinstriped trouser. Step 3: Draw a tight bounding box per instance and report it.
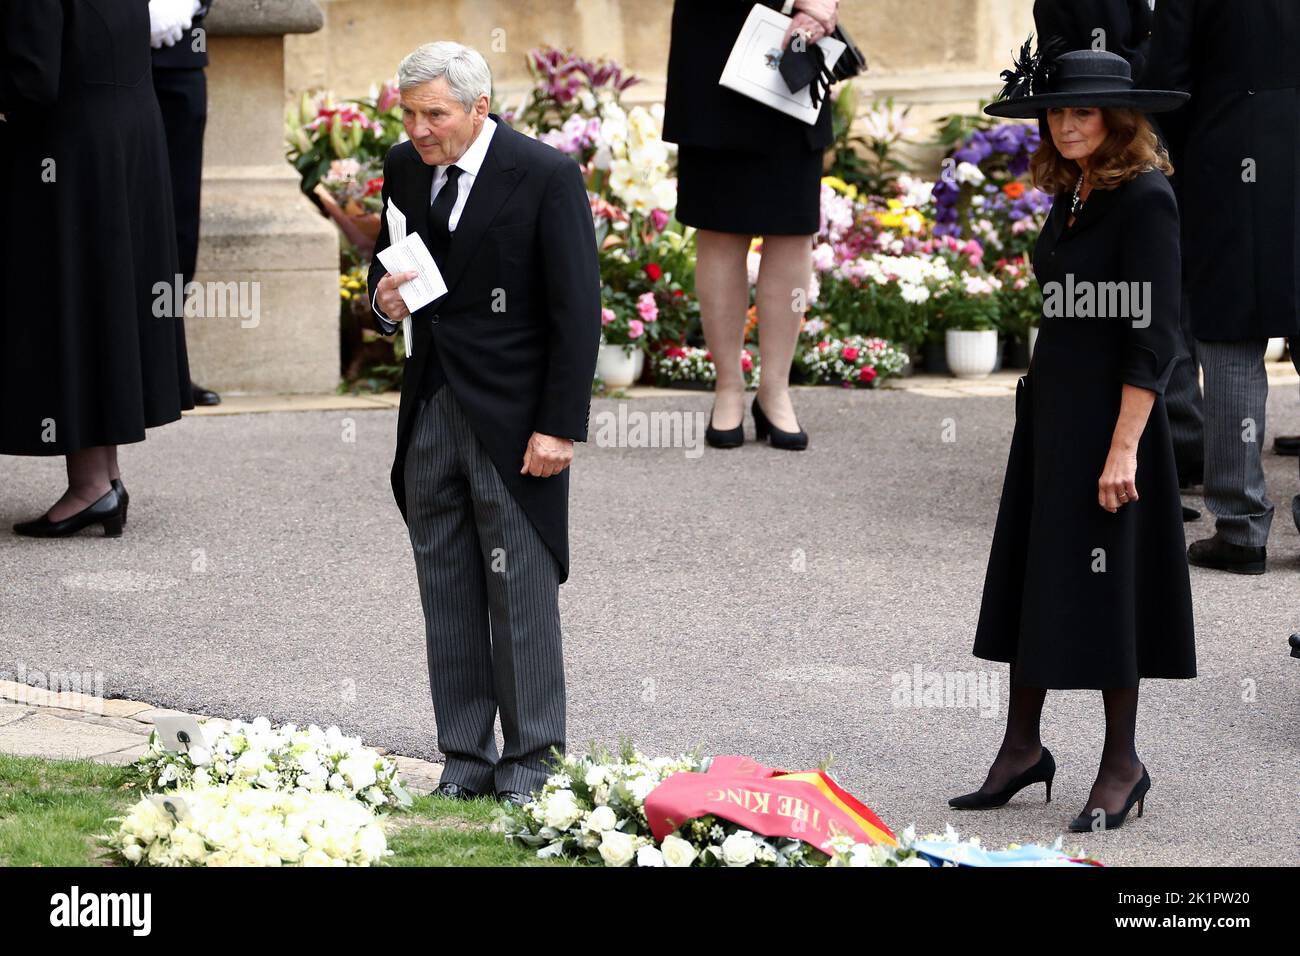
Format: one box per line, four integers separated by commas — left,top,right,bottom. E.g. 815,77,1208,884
1197,337,1300,548
404,384,565,796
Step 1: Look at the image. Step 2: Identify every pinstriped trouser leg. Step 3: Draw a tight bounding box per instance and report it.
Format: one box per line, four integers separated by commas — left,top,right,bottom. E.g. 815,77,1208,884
1165,292,1204,479
405,390,499,794
1198,338,1273,548
438,388,566,796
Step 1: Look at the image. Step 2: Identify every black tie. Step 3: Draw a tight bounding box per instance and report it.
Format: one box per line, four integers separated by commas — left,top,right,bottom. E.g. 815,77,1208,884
427,164,462,268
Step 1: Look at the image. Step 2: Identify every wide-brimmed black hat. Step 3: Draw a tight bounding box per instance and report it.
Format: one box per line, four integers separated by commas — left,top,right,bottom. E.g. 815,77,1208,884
984,42,1189,118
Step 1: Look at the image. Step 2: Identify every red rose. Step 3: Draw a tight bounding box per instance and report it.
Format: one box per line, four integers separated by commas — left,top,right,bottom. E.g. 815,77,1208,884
644,263,662,282
842,346,860,362
365,177,384,196
859,365,877,383
672,288,684,298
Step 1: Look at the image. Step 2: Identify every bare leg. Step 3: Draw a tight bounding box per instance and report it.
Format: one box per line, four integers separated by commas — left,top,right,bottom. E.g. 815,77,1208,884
753,234,813,433
1080,686,1144,814
47,447,113,521
974,667,1047,793
694,229,752,430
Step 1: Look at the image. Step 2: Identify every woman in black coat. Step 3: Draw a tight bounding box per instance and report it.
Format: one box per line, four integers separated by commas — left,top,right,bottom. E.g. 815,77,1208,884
0,0,192,537
663,0,839,451
950,50,1196,832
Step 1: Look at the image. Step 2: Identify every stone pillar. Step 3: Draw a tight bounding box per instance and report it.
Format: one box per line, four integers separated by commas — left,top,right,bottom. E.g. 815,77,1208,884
190,0,339,394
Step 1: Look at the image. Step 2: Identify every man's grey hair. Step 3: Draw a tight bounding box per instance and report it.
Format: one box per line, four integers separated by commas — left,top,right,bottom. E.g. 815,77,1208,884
397,41,492,111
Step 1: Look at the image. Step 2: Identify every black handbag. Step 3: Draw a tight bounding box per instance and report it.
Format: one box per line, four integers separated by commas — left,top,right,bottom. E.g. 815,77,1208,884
829,22,868,82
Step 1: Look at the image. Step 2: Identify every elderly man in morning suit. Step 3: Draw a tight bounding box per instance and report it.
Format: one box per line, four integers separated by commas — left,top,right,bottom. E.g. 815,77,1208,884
367,42,600,804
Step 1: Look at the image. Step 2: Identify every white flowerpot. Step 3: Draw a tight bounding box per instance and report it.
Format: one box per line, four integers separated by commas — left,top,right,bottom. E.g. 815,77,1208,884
1028,325,1039,359
945,329,999,379
596,343,641,387
1264,338,1286,363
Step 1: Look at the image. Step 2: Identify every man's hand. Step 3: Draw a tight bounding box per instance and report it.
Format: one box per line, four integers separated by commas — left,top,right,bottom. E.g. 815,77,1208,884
376,271,419,321
520,432,574,478
149,0,198,48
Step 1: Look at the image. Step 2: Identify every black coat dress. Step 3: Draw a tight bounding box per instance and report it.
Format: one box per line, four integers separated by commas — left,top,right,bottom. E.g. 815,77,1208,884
0,0,191,457
973,169,1197,689
367,120,601,584
662,0,833,235
1142,0,1300,341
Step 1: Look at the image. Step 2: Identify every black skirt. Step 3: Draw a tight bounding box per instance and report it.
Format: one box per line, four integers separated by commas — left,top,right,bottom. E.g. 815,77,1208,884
676,140,824,236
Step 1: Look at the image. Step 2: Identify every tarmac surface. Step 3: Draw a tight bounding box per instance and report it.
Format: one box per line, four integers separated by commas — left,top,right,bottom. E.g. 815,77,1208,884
3,379,1298,865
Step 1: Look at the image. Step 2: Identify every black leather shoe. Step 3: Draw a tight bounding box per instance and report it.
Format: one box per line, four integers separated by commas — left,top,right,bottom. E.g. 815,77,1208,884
752,396,808,450
191,382,221,406
1188,532,1266,574
496,790,535,808
1289,633,1300,659
432,781,481,800
1068,766,1150,832
112,478,129,527
14,487,124,538
1274,435,1300,456
948,746,1055,810
1182,505,1201,522
704,407,744,449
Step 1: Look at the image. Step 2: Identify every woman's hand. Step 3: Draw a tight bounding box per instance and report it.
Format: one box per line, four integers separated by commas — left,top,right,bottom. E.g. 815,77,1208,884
783,0,838,48
795,0,839,33
1099,443,1139,513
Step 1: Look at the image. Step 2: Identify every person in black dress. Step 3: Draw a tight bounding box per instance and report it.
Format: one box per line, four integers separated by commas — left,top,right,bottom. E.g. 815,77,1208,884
0,0,192,537
663,0,841,451
950,49,1196,832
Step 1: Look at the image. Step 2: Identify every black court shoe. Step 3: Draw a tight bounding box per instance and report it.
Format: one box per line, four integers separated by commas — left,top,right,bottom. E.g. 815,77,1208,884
1068,766,1150,832
14,486,124,538
705,407,744,449
112,479,129,526
752,396,808,451
948,746,1055,809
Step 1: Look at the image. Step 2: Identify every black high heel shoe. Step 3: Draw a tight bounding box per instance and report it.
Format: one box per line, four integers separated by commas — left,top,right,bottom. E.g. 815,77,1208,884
1067,766,1150,832
112,478,129,526
752,396,808,450
704,404,745,449
13,486,125,538
948,746,1056,809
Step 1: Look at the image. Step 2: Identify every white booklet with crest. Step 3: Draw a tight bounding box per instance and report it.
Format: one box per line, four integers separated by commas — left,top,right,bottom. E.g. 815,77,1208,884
377,200,448,357
719,4,847,125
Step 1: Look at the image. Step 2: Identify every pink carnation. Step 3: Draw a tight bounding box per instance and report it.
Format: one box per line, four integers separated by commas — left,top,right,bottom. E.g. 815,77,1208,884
627,318,645,339
636,291,658,323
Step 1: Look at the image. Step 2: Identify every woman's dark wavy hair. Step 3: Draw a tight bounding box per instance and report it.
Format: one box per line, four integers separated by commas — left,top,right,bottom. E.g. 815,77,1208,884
1030,108,1173,195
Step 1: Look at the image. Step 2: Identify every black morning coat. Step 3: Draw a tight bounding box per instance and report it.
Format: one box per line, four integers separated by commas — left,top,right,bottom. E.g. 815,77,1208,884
1032,0,1154,78
1142,0,1300,341
367,118,601,584
0,0,191,457
661,0,834,151
973,169,1196,688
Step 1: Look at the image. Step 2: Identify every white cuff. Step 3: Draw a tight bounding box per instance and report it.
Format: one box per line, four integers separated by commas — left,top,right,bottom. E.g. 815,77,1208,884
372,287,397,334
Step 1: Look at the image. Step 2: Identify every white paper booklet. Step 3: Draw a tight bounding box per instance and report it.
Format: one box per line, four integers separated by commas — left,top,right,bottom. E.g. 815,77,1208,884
376,200,448,358
719,4,847,125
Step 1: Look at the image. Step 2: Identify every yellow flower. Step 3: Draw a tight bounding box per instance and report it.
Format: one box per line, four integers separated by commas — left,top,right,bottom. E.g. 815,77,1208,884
821,175,859,200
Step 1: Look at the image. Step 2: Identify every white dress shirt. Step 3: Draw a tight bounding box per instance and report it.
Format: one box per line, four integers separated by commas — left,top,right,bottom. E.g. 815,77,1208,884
372,115,499,332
